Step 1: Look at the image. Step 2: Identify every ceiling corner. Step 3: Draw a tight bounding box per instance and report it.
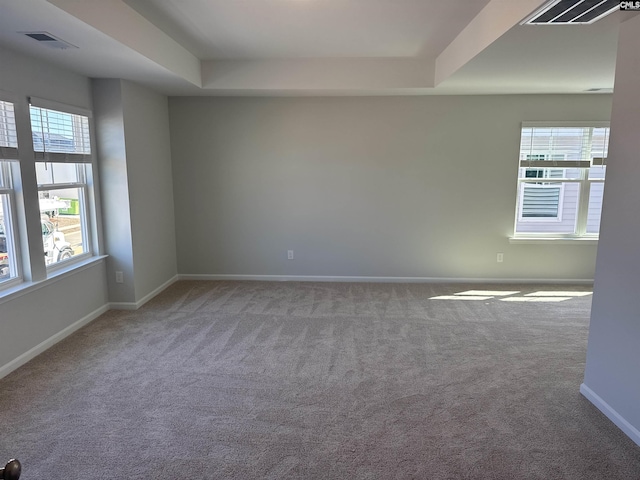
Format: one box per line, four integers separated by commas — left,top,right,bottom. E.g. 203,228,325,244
435,0,547,85
46,0,202,87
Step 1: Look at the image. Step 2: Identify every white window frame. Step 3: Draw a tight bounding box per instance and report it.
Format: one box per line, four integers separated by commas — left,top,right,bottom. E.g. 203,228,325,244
513,122,609,240
0,97,22,289
29,99,96,272
0,160,22,287
0,94,102,300
36,164,92,269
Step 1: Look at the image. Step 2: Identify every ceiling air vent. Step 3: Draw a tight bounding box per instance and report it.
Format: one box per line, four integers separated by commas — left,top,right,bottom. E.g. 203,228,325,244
585,87,614,92
523,0,620,25
23,32,78,50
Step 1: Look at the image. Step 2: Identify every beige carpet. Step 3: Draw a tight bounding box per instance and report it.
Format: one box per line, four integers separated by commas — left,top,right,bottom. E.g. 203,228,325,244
1,281,639,479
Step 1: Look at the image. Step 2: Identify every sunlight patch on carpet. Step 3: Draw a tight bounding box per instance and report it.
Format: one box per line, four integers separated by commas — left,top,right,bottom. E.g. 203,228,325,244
525,291,592,297
430,295,493,300
455,290,520,296
501,297,571,302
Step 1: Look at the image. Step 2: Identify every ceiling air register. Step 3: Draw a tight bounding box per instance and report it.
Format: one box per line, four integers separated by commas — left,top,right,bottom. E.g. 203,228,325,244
523,0,620,24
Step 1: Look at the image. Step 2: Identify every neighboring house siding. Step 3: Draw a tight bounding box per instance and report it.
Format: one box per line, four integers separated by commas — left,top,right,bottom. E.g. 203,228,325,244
516,182,580,234
587,182,605,233
515,167,581,235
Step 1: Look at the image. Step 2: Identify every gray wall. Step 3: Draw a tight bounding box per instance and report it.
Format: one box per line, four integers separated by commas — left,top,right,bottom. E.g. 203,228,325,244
1,48,176,374
583,14,640,443
93,79,177,305
92,79,135,303
122,80,177,300
0,46,109,370
169,95,611,280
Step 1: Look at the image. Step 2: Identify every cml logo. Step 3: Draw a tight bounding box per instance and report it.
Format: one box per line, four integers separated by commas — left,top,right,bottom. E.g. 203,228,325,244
620,1,640,10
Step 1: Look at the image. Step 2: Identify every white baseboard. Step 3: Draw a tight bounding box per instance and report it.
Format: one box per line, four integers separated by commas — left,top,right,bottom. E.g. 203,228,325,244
110,275,178,310
0,276,179,377
108,301,139,311
178,274,593,284
580,383,640,447
0,304,110,380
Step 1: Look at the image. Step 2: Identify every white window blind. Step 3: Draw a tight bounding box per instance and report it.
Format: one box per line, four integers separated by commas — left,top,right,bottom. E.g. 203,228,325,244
29,104,92,163
0,100,19,160
519,125,609,168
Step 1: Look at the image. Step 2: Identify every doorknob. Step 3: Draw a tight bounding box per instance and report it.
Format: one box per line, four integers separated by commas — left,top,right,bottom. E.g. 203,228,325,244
0,459,21,480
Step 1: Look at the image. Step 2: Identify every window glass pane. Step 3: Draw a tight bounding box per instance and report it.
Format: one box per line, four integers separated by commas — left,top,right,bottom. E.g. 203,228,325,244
587,182,605,235
30,106,91,155
520,127,591,162
0,101,18,149
36,162,80,185
588,165,606,180
0,193,16,282
591,128,609,160
521,185,561,218
38,161,90,268
40,188,85,266
0,161,7,188
515,181,579,235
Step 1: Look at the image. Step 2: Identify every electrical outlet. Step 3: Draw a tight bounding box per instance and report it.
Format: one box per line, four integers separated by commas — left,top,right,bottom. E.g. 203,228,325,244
287,250,294,260
497,253,504,263
115,271,124,283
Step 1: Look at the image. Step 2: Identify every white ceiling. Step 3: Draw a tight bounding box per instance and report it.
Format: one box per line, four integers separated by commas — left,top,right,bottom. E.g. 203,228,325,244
0,0,634,96
123,0,492,59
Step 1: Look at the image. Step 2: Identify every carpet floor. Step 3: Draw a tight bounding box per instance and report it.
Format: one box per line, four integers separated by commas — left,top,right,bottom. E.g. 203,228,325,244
1,281,639,479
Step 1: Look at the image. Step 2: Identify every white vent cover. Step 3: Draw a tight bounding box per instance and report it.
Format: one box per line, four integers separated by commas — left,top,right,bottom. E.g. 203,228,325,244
523,0,619,25
23,32,78,50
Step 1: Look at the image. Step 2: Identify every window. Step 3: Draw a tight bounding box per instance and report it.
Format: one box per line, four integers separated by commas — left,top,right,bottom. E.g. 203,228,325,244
30,103,93,267
0,100,20,284
0,96,98,296
514,124,610,238
30,105,91,160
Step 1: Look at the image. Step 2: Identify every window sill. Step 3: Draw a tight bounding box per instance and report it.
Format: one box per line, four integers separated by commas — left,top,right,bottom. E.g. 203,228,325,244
0,255,107,305
509,237,598,245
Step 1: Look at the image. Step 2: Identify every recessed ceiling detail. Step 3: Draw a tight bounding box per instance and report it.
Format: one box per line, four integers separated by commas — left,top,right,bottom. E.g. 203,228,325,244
0,0,623,95
524,0,620,25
